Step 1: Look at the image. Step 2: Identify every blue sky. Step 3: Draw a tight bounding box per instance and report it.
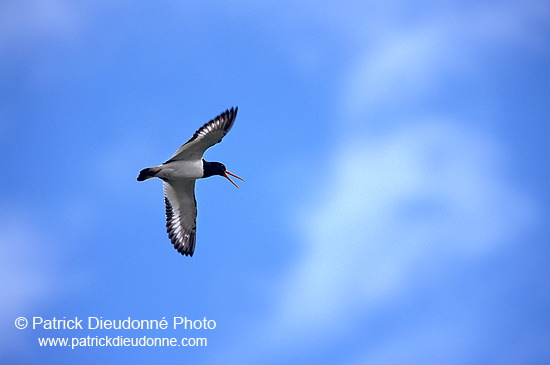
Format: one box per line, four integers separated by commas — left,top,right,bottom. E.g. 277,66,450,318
2,0,549,364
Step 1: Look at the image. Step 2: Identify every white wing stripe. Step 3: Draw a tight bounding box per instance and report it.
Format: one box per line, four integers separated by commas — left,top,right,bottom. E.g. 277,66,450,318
165,107,238,163
163,181,197,256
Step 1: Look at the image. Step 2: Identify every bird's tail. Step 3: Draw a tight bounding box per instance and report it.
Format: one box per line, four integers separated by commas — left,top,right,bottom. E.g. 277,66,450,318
137,167,161,181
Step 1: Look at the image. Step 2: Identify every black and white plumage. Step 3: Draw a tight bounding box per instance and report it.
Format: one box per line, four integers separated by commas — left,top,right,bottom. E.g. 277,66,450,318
137,107,243,257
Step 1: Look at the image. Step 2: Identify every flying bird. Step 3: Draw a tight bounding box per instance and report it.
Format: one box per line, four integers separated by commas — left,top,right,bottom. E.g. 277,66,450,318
137,107,243,257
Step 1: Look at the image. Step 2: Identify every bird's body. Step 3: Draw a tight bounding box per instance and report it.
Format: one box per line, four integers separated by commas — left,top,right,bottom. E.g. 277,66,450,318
137,107,243,257
156,160,204,180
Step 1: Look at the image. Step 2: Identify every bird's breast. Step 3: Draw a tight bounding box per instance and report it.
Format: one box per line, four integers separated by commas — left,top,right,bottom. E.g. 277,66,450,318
159,159,204,180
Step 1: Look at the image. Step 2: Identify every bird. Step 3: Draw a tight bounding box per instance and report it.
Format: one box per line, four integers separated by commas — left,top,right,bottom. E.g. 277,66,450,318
137,107,244,257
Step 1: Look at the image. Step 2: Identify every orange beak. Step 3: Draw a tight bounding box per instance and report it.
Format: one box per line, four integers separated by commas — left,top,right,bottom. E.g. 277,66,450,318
223,170,245,188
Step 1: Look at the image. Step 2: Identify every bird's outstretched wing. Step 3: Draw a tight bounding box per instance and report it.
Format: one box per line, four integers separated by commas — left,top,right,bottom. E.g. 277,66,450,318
163,180,197,256
165,107,238,163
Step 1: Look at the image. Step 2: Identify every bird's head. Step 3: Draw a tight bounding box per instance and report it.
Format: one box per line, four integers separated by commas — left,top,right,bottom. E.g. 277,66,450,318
203,161,244,188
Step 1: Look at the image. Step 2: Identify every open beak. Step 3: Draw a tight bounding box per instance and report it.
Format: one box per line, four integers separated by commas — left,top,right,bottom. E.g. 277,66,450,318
223,170,245,188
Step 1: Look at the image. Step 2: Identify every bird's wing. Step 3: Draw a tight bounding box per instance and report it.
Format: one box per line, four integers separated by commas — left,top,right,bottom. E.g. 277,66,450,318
165,107,238,163
163,180,197,256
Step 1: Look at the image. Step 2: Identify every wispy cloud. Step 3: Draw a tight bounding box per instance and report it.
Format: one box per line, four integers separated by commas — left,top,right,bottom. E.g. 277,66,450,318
339,0,550,122
226,117,538,363
281,119,536,346
0,203,93,359
0,0,80,47
0,213,56,356
226,1,544,363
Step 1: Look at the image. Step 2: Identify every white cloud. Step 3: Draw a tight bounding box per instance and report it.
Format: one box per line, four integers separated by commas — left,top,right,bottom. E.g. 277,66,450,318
339,0,550,121
0,203,92,359
0,213,57,356
342,29,459,117
0,0,80,47
278,119,535,336
224,2,544,363
349,312,478,365
220,119,538,364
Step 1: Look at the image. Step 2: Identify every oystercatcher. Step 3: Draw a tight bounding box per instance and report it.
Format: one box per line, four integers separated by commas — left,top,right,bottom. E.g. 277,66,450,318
137,107,243,256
